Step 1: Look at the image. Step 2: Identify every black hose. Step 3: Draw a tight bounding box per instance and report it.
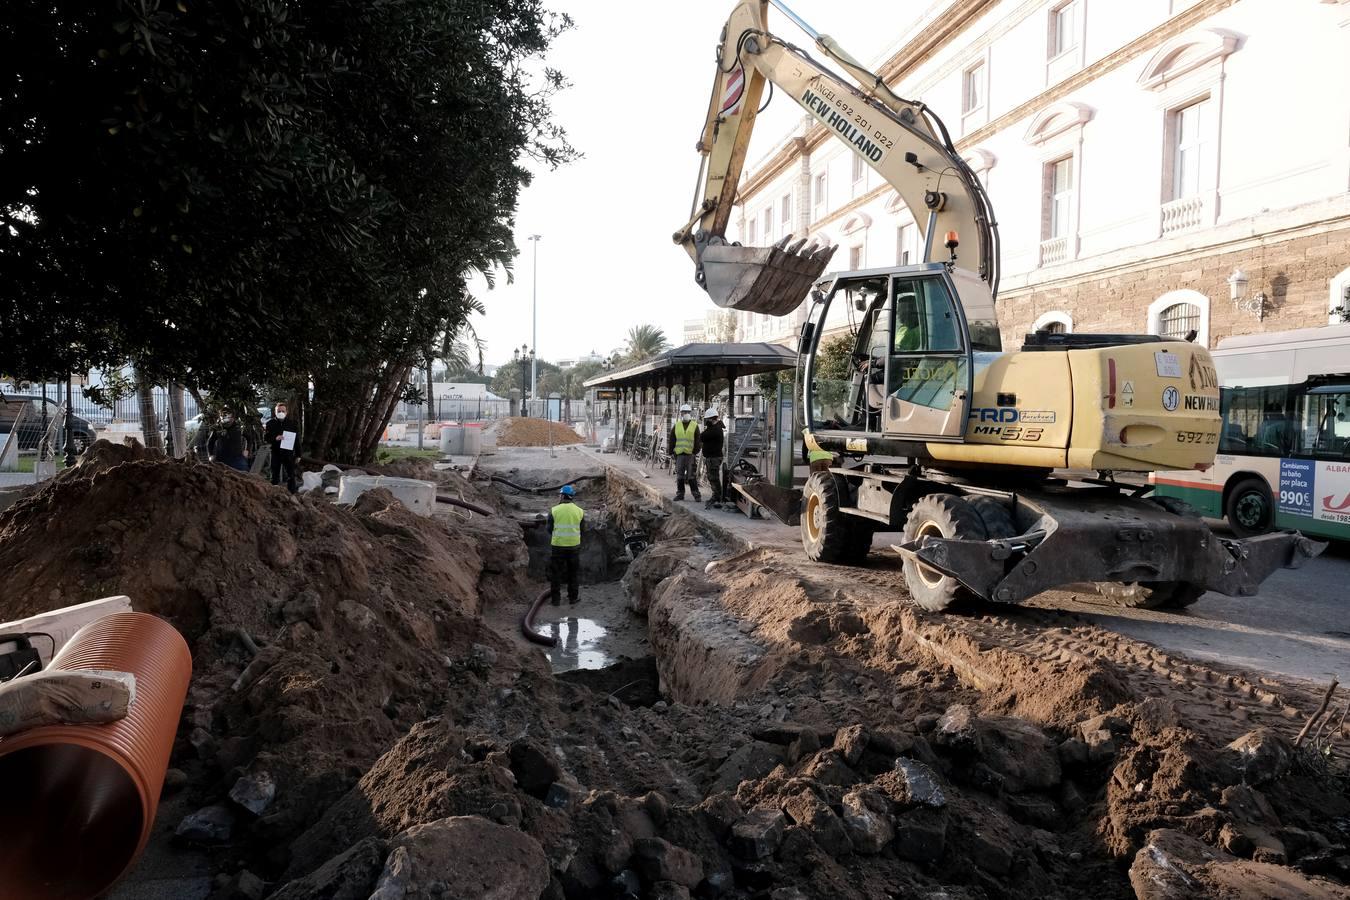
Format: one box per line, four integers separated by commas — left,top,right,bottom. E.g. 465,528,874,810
489,474,601,494
520,588,557,647
435,495,495,516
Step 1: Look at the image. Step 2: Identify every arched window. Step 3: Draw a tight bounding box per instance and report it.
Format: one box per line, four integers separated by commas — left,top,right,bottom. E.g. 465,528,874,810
1158,302,1200,339
1032,310,1074,334
1147,289,1210,345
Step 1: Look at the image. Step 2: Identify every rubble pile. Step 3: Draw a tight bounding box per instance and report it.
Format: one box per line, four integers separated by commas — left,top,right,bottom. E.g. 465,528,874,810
495,417,585,447
0,447,1345,900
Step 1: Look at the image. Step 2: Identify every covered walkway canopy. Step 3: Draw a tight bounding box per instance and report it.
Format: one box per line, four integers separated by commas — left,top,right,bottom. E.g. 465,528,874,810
584,342,798,460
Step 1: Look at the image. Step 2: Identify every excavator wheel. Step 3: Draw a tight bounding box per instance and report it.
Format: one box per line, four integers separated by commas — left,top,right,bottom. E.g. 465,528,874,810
966,495,1017,539
1096,496,1207,610
901,494,988,612
801,472,872,564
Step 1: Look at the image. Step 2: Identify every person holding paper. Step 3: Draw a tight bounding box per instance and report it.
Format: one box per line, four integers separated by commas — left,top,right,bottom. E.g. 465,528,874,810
264,401,300,493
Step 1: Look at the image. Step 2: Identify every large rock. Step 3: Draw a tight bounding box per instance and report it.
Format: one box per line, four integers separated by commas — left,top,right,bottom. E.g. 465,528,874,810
269,837,387,900
841,788,895,854
730,807,788,860
508,738,564,798
781,789,851,858
1129,828,1346,900
176,805,235,844
934,705,1060,792
385,816,549,900
229,770,277,816
876,758,946,809
710,741,784,794
632,837,704,888
1226,728,1293,786
892,807,947,863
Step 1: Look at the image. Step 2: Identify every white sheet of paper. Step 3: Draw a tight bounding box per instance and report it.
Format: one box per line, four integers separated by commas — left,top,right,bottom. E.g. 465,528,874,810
280,431,297,451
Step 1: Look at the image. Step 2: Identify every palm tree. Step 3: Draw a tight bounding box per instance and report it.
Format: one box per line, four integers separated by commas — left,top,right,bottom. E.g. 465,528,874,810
623,324,670,363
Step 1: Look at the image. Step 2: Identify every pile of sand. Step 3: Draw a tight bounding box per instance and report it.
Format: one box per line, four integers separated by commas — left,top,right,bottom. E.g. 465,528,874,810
494,417,584,447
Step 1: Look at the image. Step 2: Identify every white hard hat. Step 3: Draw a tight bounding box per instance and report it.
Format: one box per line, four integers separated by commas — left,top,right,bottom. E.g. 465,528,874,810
680,403,693,412
703,408,718,419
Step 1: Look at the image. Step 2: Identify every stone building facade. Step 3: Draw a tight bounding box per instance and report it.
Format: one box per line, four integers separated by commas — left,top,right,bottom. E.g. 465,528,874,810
731,0,1350,352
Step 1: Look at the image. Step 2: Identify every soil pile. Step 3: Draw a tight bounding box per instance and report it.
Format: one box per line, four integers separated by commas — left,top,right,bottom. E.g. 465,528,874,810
495,417,584,447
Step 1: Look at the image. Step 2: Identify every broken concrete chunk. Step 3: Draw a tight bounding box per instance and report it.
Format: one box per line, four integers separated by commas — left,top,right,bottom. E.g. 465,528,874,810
833,724,869,766
710,741,783,794
781,789,851,857
632,837,704,888
1058,737,1090,766
1083,728,1118,762
730,807,788,860
841,788,895,854
786,728,820,764
887,757,947,809
176,804,235,844
1128,827,1343,900
1226,727,1293,785
388,816,549,900
229,770,277,816
933,704,978,754
1219,822,1255,857
800,748,858,787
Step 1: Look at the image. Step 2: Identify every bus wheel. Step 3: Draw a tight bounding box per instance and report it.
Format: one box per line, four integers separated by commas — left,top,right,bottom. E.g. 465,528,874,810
902,494,987,612
1225,477,1273,537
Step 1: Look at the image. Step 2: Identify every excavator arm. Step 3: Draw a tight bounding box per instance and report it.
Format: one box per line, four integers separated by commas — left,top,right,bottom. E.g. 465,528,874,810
674,0,1000,316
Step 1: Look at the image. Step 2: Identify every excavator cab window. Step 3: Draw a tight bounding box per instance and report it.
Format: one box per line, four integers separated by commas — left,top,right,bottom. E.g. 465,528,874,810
882,274,973,440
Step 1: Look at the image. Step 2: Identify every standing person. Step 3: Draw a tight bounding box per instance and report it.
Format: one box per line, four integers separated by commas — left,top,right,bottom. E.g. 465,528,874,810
207,407,249,472
547,484,584,606
265,401,300,493
700,407,725,508
670,403,702,501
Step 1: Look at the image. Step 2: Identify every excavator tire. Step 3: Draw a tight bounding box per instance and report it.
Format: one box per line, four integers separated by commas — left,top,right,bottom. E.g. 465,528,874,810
1096,496,1207,609
902,494,988,612
966,495,1017,539
801,472,872,564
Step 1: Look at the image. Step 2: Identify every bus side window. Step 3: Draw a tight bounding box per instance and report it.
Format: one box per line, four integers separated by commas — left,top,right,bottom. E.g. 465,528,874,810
1219,387,1254,452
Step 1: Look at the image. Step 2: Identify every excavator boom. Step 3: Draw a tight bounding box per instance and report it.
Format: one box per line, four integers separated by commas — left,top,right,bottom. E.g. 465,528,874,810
676,0,999,315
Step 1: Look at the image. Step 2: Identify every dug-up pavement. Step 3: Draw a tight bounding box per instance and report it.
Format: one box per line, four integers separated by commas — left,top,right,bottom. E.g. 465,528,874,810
0,441,1345,900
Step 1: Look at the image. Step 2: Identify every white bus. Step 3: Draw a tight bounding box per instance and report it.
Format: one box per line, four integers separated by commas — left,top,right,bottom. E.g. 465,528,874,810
1153,324,1350,541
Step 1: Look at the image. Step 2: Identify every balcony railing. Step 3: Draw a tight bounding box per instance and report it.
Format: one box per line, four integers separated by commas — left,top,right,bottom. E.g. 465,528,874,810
1039,235,1069,267
1161,195,1204,236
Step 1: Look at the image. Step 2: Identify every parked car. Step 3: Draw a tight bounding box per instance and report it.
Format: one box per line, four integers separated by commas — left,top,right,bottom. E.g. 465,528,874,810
0,395,95,454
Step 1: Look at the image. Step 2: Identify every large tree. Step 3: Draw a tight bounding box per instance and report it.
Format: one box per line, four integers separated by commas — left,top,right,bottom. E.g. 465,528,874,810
622,324,670,363
0,0,574,462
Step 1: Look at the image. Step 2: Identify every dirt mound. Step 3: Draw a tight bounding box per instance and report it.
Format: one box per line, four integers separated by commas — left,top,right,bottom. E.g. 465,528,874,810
495,417,584,447
0,455,536,873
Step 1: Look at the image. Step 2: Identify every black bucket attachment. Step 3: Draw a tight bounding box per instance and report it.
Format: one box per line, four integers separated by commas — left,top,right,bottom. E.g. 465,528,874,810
697,236,836,316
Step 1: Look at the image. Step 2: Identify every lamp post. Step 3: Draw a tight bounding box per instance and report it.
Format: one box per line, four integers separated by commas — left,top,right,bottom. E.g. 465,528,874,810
528,234,541,409
1228,268,1266,321
513,344,534,416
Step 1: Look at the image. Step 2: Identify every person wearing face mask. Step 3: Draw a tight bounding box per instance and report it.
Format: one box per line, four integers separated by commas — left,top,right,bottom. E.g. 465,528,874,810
264,401,300,493
207,407,250,472
669,403,702,501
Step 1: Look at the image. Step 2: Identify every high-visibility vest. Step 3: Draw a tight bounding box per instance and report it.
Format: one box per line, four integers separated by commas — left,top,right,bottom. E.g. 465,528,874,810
807,448,834,464
673,420,697,455
550,502,584,547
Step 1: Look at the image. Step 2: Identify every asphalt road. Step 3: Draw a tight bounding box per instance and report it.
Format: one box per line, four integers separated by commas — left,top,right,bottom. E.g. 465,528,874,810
1027,540,1350,686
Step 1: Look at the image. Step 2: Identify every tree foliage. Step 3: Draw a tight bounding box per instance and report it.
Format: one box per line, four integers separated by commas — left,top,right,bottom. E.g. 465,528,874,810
490,357,560,398
622,324,670,363
0,0,575,462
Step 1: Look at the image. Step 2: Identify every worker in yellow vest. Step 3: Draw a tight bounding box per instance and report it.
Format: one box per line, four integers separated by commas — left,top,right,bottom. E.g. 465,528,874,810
548,484,584,605
669,403,702,502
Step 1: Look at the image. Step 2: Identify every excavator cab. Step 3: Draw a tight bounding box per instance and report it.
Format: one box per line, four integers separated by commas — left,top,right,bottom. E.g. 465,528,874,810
805,264,989,445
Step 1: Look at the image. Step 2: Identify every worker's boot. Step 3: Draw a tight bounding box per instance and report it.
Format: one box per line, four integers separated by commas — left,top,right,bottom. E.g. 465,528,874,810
673,478,684,501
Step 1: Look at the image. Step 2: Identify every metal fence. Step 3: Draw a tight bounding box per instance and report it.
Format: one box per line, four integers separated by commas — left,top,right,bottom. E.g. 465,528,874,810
3,383,202,427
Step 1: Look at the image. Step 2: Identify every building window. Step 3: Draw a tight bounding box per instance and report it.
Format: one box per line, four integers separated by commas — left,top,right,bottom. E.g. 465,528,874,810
962,62,986,115
896,223,916,265
1049,1,1080,59
747,218,756,244
1047,157,1074,239
1157,302,1200,340
1033,311,1074,334
1043,321,1067,334
781,193,792,230
1170,97,1209,200
813,173,827,218
761,208,773,241
851,155,865,194
849,244,864,270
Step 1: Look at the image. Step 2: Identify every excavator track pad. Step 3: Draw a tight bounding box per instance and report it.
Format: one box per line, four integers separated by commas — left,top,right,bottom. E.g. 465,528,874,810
697,236,836,316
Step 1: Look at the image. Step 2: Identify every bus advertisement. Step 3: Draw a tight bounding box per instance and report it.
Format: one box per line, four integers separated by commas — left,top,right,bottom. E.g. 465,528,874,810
1153,324,1350,542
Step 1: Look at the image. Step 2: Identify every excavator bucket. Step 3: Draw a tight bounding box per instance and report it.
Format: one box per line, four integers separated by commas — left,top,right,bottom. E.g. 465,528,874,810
699,237,837,317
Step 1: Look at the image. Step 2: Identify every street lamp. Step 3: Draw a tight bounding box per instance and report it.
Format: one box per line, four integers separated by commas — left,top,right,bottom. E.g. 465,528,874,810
512,344,534,416
527,234,542,409
1228,268,1266,321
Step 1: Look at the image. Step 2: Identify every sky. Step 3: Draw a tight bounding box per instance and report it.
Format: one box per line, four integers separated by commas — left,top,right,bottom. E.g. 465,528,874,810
469,0,917,368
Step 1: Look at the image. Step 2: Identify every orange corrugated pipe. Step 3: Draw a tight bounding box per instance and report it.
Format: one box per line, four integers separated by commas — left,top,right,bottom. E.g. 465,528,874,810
0,612,193,900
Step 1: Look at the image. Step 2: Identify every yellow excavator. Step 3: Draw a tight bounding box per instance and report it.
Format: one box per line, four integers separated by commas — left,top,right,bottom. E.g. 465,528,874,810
674,0,1323,610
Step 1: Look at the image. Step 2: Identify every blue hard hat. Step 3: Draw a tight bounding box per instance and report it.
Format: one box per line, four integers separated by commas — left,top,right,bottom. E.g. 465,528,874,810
559,484,576,497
